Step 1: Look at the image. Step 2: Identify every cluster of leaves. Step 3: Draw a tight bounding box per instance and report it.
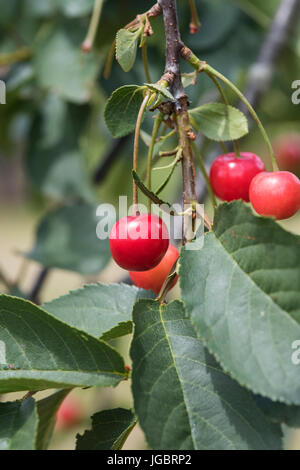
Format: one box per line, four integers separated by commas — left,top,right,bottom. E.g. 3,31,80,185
1,0,298,265
1,202,300,450
2,0,298,207
1,0,300,451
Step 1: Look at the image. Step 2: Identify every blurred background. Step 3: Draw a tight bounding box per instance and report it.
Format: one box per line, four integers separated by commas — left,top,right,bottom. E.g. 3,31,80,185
0,0,299,450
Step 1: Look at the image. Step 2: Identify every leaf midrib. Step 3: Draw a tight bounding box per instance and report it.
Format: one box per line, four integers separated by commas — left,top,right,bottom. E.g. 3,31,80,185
158,304,241,450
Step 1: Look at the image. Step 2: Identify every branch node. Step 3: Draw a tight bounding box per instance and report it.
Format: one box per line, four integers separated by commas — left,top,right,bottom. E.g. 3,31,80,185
180,45,192,61
159,0,198,244
161,71,175,84
148,3,163,18
143,15,154,36
187,129,197,141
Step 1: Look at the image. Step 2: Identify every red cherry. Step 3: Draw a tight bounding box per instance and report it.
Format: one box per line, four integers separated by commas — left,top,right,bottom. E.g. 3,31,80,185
249,171,300,220
129,244,179,294
274,134,300,178
209,152,265,202
109,213,169,271
55,396,82,430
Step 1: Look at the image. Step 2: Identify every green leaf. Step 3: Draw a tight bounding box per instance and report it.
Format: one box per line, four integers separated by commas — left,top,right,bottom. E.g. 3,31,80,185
189,103,248,141
34,29,100,103
26,101,94,202
104,85,145,138
8,286,28,300
253,395,300,428
144,83,175,101
36,389,71,450
23,0,54,17
27,203,111,275
180,201,300,405
76,408,136,450
27,149,94,202
40,93,68,148
0,295,126,393
131,299,282,450
0,398,38,450
43,283,154,341
182,73,196,89
116,28,142,73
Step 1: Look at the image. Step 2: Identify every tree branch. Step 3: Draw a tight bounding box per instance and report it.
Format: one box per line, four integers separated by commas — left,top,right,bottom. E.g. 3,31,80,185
28,267,49,304
27,1,202,300
159,0,185,103
124,3,162,32
159,0,197,244
93,136,129,184
241,0,299,113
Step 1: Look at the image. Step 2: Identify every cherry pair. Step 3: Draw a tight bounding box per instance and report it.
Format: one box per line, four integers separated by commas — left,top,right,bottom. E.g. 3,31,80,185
210,152,300,220
109,214,179,294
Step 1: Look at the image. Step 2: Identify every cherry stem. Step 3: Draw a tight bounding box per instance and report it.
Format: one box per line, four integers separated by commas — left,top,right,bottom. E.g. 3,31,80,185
82,0,104,51
146,113,164,212
21,390,37,402
142,43,152,83
133,92,151,208
180,48,279,171
205,64,279,171
233,139,241,158
103,39,116,79
192,142,217,211
219,141,229,153
158,129,176,142
207,71,228,104
0,47,31,66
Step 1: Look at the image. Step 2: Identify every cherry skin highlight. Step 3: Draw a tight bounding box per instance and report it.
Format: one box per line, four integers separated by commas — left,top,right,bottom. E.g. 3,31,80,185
129,243,179,294
274,134,300,178
249,171,300,220
209,152,265,202
109,213,169,271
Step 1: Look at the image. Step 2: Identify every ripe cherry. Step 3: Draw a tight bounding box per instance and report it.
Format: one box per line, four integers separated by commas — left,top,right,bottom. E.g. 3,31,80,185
274,134,300,178
209,152,265,202
249,171,300,220
129,243,179,294
109,213,169,271
55,396,83,430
